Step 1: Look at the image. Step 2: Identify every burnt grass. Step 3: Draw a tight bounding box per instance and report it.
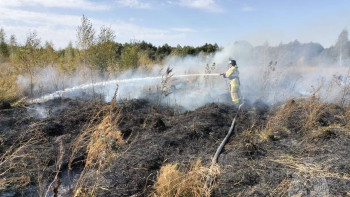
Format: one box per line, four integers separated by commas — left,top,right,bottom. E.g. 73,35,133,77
1,98,350,196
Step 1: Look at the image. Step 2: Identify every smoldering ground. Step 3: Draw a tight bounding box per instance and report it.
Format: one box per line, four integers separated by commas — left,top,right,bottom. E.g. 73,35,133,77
2,96,350,196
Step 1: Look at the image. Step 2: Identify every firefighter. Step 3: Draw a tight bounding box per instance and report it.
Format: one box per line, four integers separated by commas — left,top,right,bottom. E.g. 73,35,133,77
221,60,241,104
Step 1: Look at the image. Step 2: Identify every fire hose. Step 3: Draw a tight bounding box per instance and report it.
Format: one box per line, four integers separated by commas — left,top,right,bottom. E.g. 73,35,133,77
203,102,244,194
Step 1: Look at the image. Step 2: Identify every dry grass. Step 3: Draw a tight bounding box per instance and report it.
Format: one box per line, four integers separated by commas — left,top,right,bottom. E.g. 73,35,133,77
86,114,124,163
268,177,291,197
0,176,31,190
157,66,174,105
299,98,325,132
45,141,64,197
0,63,21,102
70,88,124,196
271,155,350,181
258,116,289,142
0,126,57,196
308,124,348,142
151,159,219,197
257,97,328,142
268,154,348,197
277,97,325,132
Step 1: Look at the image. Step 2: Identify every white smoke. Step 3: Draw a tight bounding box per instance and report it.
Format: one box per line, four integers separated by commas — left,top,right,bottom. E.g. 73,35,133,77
21,41,350,109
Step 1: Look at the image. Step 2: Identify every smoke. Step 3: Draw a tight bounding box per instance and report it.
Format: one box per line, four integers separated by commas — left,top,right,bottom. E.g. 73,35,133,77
149,41,349,107
21,40,350,109
26,105,48,119
17,66,105,96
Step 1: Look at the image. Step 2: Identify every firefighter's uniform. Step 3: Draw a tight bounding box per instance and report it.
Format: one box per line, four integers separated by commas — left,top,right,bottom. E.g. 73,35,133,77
224,65,241,104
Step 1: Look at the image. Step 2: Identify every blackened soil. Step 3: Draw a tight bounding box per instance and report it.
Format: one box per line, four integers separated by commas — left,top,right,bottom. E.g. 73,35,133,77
1,98,350,197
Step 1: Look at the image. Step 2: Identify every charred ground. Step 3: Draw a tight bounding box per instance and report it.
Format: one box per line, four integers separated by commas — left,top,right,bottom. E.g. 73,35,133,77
1,98,350,197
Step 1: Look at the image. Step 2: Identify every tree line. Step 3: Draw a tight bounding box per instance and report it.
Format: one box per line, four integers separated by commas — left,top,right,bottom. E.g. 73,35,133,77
0,16,219,74
0,15,219,102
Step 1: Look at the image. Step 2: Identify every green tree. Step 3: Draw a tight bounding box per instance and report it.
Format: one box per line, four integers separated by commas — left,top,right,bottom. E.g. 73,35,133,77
13,31,41,96
76,15,95,51
137,41,157,60
120,44,140,70
59,42,77,73
42,41,57,66
76,15,95,66
9,34,17,61
170,45,195,57
91,26,116,71
182,46,195,55
156,44,172,61
170,44,183,56
0,28,9,61
197,43,219,54
76,15,96,97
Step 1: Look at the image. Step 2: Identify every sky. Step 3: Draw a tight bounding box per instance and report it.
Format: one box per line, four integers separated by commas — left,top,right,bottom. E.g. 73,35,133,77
0,0,349,49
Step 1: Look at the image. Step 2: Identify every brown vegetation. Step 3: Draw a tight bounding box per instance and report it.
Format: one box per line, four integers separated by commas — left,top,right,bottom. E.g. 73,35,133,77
256,96,348,143
0,63,20,102
152,159,219,197
70,90,125,196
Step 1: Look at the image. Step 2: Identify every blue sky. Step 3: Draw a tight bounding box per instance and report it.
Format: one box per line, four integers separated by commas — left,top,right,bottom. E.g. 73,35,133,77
0,0,349,49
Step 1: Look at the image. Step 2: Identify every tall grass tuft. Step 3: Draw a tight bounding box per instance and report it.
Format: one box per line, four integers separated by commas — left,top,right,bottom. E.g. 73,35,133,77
152,159,219,197
70,87,124,196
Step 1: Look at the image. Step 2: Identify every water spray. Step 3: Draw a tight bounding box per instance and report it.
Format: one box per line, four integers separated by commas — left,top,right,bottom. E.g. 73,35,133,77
29,73,221,103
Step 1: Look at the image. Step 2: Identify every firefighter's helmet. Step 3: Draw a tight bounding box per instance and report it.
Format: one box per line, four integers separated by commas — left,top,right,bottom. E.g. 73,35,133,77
229,60,236,66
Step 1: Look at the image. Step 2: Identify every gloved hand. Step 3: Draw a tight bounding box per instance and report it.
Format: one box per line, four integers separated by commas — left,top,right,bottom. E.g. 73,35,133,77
220,73,225,78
